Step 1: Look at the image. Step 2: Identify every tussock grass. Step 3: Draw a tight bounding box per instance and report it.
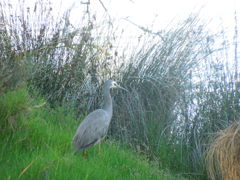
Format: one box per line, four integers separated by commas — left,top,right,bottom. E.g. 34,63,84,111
0,87,184,180
206,121,240,180
0,86,31,134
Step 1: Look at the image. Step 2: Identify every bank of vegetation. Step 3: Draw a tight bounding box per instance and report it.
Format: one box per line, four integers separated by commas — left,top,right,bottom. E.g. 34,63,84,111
1,0,239,179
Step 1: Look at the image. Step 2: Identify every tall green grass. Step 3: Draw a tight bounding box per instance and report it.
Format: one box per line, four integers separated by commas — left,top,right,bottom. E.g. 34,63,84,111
0,87,184,180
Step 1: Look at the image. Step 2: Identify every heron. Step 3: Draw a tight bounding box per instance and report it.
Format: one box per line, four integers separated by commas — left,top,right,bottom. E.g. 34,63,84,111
73,80,127,158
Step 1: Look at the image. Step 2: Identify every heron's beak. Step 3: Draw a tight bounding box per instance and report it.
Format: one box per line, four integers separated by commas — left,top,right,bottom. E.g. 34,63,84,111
116,84,128,92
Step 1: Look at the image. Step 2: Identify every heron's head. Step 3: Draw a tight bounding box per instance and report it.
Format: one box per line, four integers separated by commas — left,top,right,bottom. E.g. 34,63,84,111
105,80,127,91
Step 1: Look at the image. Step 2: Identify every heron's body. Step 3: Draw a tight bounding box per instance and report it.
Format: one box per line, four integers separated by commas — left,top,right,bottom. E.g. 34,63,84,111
72,80,126,157
73,109,111,151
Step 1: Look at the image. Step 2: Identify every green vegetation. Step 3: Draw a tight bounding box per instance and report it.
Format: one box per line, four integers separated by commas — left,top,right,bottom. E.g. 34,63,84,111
1,0,239,179
0,87,184,179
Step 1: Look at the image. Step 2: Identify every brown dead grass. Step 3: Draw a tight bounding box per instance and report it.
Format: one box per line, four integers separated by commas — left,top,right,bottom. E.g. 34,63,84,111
206,121,240,180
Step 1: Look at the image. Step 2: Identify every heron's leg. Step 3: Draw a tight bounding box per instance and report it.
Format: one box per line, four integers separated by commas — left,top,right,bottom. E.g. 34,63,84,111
82,150,87,158
98,142,101,153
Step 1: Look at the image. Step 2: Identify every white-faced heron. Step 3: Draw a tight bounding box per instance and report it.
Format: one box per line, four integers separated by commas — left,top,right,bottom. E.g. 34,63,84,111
73,80,127,158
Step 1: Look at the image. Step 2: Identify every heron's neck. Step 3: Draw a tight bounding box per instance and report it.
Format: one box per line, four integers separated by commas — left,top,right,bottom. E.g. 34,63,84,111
102,88,113,117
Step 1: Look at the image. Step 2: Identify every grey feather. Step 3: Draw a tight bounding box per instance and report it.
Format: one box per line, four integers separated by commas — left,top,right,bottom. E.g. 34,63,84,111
73,109,111,150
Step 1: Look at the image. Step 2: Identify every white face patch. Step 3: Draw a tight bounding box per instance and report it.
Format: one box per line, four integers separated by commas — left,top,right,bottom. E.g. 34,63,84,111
111,81,117,88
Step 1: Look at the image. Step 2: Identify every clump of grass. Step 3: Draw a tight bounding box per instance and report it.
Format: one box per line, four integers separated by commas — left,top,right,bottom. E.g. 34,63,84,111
0,86,30,134
206,121,240,180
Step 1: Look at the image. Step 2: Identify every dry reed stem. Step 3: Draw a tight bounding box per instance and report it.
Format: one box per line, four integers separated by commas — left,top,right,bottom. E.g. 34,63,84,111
18,159,35,178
